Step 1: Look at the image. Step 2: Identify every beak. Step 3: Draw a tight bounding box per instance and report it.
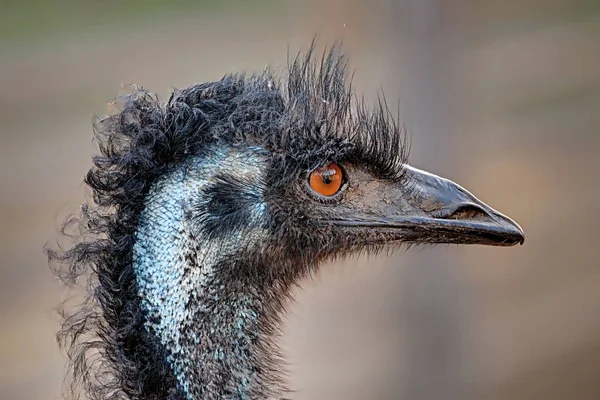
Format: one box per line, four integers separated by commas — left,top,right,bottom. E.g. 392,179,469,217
332,165,525,247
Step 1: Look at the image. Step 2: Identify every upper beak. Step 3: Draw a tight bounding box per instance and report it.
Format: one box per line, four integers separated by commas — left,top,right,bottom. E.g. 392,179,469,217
331,165,525,247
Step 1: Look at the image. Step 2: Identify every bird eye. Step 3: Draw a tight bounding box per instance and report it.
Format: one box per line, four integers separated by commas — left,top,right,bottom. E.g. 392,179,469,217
309,162,344,197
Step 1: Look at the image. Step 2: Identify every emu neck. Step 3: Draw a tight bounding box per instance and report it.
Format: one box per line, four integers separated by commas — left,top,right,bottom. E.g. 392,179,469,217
133,151,288,399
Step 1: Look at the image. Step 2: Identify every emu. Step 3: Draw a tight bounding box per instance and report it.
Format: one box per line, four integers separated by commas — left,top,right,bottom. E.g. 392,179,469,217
49,46,524,400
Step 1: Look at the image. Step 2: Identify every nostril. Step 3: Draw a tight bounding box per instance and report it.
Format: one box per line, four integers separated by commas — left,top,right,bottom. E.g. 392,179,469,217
443,204,490,221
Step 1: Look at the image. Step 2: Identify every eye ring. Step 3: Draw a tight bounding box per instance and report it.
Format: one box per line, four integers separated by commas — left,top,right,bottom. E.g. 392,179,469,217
308,162,346,197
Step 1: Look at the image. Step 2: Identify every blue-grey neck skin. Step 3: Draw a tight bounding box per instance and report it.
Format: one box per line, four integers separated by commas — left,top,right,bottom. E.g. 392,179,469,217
132,144,285,400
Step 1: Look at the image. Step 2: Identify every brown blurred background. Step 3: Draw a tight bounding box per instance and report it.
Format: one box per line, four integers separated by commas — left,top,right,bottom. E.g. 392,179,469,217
1,1,599,399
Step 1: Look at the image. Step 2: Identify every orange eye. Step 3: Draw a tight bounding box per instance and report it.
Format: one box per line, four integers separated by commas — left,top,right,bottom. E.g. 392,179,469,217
309,163,344,197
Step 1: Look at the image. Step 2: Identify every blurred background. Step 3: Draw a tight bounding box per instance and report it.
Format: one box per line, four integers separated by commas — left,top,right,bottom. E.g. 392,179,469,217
1,0,599,399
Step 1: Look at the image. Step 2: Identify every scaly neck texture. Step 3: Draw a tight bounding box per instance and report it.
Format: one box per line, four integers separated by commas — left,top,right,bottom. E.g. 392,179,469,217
132,149,288,399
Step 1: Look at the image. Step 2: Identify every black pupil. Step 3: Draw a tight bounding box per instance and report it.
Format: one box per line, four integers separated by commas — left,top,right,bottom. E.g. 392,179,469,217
321,168,335,184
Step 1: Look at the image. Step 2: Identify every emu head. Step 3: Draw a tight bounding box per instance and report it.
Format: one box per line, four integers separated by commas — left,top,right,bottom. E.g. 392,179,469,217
53,46,524,400
136,131,525,282
132,54,523,290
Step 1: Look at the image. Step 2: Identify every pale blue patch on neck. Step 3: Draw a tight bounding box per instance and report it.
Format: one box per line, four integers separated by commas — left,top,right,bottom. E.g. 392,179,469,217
132,145,269,399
